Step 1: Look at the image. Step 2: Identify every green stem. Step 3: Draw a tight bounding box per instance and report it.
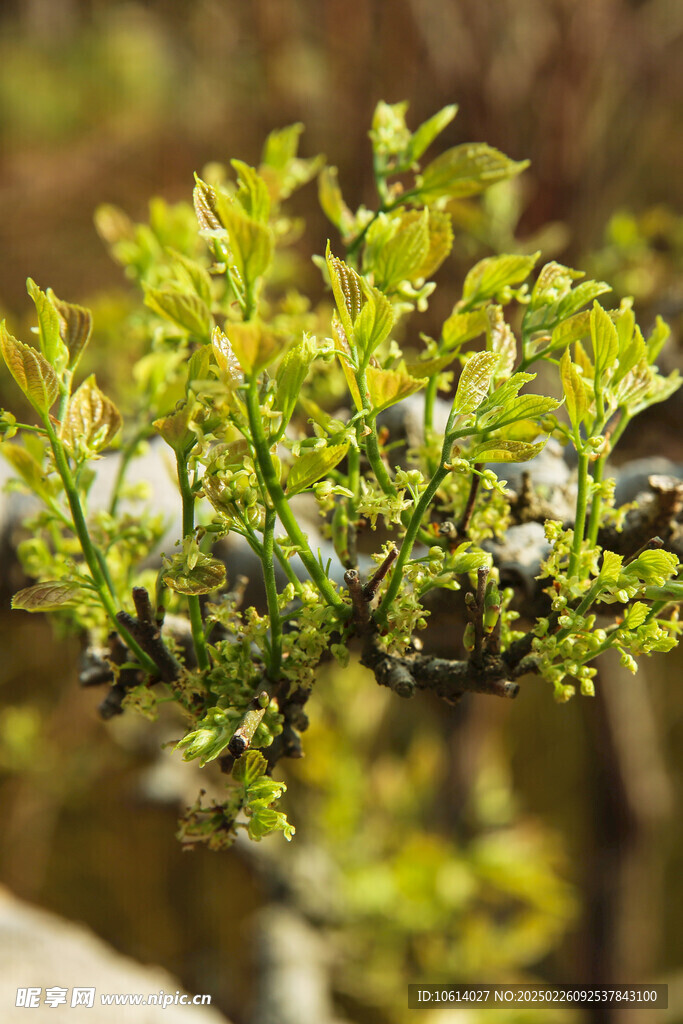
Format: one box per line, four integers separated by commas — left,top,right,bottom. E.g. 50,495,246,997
45,422,157,675
346,444,360,569
356,367,397,497
175,451,210,672
424,375,438,435
376,464,449,624
262,507,282,679
375,424,466,625
245,378,347,614
586,411,631,547
109,425,149,516
569,448,590,579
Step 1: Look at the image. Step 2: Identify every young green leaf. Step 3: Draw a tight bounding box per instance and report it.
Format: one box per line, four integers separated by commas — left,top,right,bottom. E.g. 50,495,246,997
477,372,536,417
0,324,59,415
417,144,529,202
354,284,394,362
647,316,670,363
417,209,454,279
211,326,243,387
0,442,53,504
368,210,430,291
318,166,355,236
367,365,428,414
590,301,619,384
48,292,93,372
622,602,649,629
286,443,349,495
231,160,271,223
27,279,69,373
441,308,488,351
325,244,364,340
144,286,213,338
467,439,546,463
452,351,499,415
559,349,587,432
599,551,624,583
167,250,213,306
163,552,227,595
461,252,540,309
621,549,679,585
556,279,611,320
407,104,458,163
479,394,560,431
529,262,584,310
549,310,591,352
274,334,317,431
232,749,268,786
222,203,273,292
225,321,284,375
61,375,122,455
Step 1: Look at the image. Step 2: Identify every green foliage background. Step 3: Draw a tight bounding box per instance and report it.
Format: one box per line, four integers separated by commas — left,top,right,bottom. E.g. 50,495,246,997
0,3,682,1023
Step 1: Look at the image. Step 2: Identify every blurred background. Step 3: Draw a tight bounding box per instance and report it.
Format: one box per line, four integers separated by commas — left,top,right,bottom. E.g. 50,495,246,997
1,1,683,1022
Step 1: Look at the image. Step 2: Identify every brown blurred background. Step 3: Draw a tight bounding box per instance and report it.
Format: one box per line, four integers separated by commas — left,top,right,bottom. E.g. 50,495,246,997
1,2,683,1023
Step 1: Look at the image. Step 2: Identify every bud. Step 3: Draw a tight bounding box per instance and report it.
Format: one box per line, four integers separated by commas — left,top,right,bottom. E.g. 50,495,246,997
463,621,476,652
0,409,17,440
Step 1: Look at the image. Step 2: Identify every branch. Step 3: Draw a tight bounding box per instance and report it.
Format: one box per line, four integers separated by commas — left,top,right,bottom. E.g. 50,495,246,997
115,586,182,683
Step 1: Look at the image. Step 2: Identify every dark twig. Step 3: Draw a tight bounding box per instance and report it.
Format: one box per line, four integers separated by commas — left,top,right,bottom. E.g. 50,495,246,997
362,544,397,601
457,464,482,538
97,632,141,719
344,568,371,630
624,535,664,565
115,586,182,683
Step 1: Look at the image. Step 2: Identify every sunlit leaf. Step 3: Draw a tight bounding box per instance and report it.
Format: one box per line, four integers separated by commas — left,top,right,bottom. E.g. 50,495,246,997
222,203,273,289
286,443,349,495
441,308,488,351
599,551,624,583
560,349,587,431
529,262,584,311
326,244,364,339
370,210,430,291
274,334,316,430
318,166,355,236
354,284,394,360
47,292,92,372
647,316,670,363
452,351,499,415
468,439,546,463
461,252,540,308
590,301,619,383
211,325,243,386
144,286,213,338
418,144,529,202
61,375,122,455
0,323,59,415
167,250,213,306
367,365,428,413
0,442,52,504
26,279,69,373
480,394,560,430
407,104,458,163
225,321,284,375
621,549,679,585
